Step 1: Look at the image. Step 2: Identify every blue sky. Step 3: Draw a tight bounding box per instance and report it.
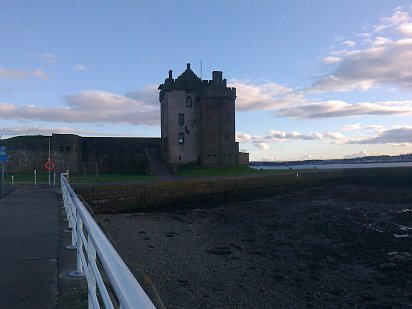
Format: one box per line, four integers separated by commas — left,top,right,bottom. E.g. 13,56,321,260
1,1,412,161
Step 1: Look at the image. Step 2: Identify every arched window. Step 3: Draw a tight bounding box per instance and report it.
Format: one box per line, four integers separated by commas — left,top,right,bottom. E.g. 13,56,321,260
186,96,192,107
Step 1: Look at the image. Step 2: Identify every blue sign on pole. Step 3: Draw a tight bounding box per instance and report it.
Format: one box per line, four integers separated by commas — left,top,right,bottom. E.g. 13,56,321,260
0,154,9,163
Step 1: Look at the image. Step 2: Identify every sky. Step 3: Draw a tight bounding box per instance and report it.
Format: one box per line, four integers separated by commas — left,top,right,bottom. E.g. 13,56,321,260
1,0,412,161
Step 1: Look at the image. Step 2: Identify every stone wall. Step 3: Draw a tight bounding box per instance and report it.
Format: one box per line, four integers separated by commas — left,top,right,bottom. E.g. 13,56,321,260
82,137,161,173
199,98,238,166
1,134,162,174
239,152,250,165
75,170,346,213
75,167,412,214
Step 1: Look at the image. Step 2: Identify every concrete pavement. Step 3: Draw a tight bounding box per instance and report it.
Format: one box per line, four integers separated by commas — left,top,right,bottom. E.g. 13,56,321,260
0,186,87,308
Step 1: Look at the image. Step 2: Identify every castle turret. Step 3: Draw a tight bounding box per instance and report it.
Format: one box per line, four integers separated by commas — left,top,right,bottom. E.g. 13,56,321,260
159,63,239,166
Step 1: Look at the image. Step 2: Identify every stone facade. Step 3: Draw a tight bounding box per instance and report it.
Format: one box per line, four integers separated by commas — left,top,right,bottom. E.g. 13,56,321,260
1,134,161,173
159,64,239,166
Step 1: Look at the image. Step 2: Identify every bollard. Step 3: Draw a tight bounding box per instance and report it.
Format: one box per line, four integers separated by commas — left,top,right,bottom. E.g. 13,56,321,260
11,175,14,185
34,170,37,186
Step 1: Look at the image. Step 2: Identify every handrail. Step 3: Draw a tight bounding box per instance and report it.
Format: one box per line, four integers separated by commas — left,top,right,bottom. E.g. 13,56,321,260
61,173,156,309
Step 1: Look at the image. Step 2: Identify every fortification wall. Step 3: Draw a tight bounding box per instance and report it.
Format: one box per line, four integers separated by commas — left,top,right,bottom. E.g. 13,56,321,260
75,167,412,214
1,136,51,173
1,134,162,174
75,170,345,213
81,137,161,173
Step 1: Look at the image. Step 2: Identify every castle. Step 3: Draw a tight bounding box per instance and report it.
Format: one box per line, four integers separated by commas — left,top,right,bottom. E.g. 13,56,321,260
159,63,239,166
1,64,247,174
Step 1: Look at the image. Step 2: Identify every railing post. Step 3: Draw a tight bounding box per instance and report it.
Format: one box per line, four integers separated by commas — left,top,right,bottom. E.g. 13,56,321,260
69,212,85,277
65,199,77,249
87,235,97,309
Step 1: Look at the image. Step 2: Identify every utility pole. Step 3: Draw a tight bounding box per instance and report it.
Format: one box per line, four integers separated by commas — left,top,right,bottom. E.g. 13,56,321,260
1,162,4,197
48,137,51,186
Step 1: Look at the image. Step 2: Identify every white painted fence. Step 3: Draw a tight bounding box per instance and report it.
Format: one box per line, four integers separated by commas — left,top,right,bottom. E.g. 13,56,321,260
61,173,156,309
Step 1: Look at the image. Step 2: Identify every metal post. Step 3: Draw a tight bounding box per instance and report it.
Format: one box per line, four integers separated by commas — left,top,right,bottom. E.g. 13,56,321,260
69,212,85,277
87,235,97,307
34,170,37,186
1,162,4,197
11,175,14,185
67,169,69,181
48,137,51,186
53,172,56,187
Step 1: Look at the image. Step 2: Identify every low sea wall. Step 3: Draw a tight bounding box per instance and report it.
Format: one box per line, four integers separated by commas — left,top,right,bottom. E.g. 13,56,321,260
75,167,412,214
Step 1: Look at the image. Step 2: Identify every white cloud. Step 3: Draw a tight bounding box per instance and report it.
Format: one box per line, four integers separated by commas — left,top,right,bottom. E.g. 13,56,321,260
324,131,345,140
348,127,412,145
374,9,410,33
322,56,342,64
125,85,159,106
233,78,412,119
340,123,362,131
236,132,252,143
0,126,109,137
0,66,48,80
313,9,412,92
0,88,160,126
74,64,88,71
41,53,58,64
230,80,305,111
340,123,386,131
265,130,322,141
275,100,412,118
343,40,356,47
254,143,270,150
344,150,369,159
259,156,282,162
297,154,315,160
399,23,412,35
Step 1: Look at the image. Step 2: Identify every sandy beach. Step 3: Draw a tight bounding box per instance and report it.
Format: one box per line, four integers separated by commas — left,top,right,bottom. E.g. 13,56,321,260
97,183,412,308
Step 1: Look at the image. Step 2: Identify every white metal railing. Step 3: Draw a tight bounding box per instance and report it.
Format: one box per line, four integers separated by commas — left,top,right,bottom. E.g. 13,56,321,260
61,173,156,309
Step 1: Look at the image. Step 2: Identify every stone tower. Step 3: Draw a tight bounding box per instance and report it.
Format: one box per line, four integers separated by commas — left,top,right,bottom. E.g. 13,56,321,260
158,63,239,166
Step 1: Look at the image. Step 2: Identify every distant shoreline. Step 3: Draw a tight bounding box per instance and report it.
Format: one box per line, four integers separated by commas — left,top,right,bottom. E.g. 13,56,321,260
251,161,412,170
250,154,412,167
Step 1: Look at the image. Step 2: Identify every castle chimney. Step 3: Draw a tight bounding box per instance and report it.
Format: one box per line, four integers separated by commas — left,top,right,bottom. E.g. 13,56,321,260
187,63,191,70
223,78,227,87
168,70,173,79
212,71,223,86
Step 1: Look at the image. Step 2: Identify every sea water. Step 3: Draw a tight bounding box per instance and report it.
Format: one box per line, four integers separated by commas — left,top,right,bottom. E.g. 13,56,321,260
251,161,412,170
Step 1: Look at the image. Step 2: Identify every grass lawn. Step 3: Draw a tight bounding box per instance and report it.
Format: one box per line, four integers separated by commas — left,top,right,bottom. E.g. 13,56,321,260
2,172,154,185
178,165,271,176
70,173,154,183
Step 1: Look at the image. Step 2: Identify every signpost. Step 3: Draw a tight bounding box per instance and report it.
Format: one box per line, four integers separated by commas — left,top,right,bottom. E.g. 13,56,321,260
0,146,9,197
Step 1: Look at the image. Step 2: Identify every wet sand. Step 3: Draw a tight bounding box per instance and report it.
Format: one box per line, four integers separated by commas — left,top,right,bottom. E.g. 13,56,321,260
97,184,412,308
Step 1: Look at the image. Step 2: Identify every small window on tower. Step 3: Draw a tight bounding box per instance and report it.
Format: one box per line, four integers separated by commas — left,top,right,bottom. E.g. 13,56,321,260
178,113,184,125
186,97,192,107
178,133,185,144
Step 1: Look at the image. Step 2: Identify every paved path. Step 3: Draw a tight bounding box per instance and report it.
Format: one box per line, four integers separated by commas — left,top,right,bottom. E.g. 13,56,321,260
0,187,59,308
